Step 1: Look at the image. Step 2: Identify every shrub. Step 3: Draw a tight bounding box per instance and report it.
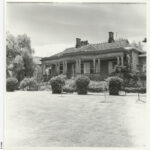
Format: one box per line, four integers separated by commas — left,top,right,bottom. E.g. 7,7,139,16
75,76,90,95
88,86,103,92
88,81,107,93
20,77,38,91
139,73,146,80
6,77,18,91
38,82,52,91
66,79,76,89
50,76,65,94
125,87,146,93
57,74,67,80
63,86,75,93
62,79,76,93
106,76,123,95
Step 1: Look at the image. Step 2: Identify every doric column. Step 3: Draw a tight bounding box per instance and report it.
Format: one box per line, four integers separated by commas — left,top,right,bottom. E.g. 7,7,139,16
65,61,67,74
97,58,101,73
78,59,81,74
93,58,96,73
63,61,65,74
56,63,58,74
75,59,78,73
57,63,60,74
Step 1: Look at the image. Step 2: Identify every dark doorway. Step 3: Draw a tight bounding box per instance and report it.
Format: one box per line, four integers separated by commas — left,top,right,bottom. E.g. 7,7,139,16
100,60,108,79
67,63,74,79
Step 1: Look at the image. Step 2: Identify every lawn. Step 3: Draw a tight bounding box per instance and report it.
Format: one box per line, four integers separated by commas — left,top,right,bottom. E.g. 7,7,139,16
5,91,146,147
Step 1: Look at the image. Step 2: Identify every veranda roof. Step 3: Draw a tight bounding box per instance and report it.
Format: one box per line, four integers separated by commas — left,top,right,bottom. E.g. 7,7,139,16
41,39,141,61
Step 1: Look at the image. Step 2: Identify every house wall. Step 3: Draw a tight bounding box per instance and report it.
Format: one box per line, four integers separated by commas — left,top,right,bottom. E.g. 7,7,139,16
131,50,139,72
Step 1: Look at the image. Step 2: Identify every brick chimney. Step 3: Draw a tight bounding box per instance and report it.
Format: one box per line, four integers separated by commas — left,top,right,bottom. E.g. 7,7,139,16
108,32,115,43
76,38,81,48
75,38,88,48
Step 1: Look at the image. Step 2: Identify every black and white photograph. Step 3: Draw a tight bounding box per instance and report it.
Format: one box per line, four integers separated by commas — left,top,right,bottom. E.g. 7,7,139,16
4,1,148,149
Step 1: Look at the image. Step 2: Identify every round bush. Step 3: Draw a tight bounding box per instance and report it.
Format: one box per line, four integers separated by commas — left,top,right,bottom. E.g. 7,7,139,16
106,76,123,95
50,76,65,94
6,77,18,91
75,76,90,95
20,77,38,91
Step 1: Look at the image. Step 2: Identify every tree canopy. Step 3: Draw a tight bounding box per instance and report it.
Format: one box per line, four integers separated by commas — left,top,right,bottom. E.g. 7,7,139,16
6,32,37,82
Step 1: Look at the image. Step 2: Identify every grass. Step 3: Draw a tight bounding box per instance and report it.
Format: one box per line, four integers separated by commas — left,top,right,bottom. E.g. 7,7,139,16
5,91,146,147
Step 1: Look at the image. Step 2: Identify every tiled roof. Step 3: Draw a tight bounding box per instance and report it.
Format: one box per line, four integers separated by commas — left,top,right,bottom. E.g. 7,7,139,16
42,40,130,61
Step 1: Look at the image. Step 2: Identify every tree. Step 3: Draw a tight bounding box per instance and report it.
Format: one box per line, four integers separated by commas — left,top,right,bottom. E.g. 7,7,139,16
13,55,25,82
6,32,36,82
6,32,20,67
17,34,33,54
22,48,35,78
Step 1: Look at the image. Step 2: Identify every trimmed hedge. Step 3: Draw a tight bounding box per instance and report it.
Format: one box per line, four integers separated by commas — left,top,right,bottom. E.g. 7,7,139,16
87,81,107,92
6,77,18,92
20,77,38,91
50,76,65,94
125,87,146,93
88,86,104,92
75,76,90,95
63,86,75,93
106,76,123,95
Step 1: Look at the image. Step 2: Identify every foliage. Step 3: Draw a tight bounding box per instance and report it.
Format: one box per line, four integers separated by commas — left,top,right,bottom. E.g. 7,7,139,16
75,76,90,95
88,86,103,93
33,65,43,83
125,87,146,93
57,74,67,80
13,55,25,82
20,77,38,91
109,65,140,88
138,72,146,80
63,79,76,93
6,32,36,81
87,81,107,93
6,32,21,67
38,82,52,91
106,76,123,95
65,79,76,89
17,34,33,54
63,86,75,93
6,77,18,92
22,49,35,77
50,76,65,94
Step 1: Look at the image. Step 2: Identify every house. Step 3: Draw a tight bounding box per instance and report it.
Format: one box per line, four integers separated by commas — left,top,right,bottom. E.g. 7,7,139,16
41,32,146,81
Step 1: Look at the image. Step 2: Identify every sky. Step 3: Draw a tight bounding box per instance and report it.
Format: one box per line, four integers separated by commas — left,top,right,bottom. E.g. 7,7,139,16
6,3,146,57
